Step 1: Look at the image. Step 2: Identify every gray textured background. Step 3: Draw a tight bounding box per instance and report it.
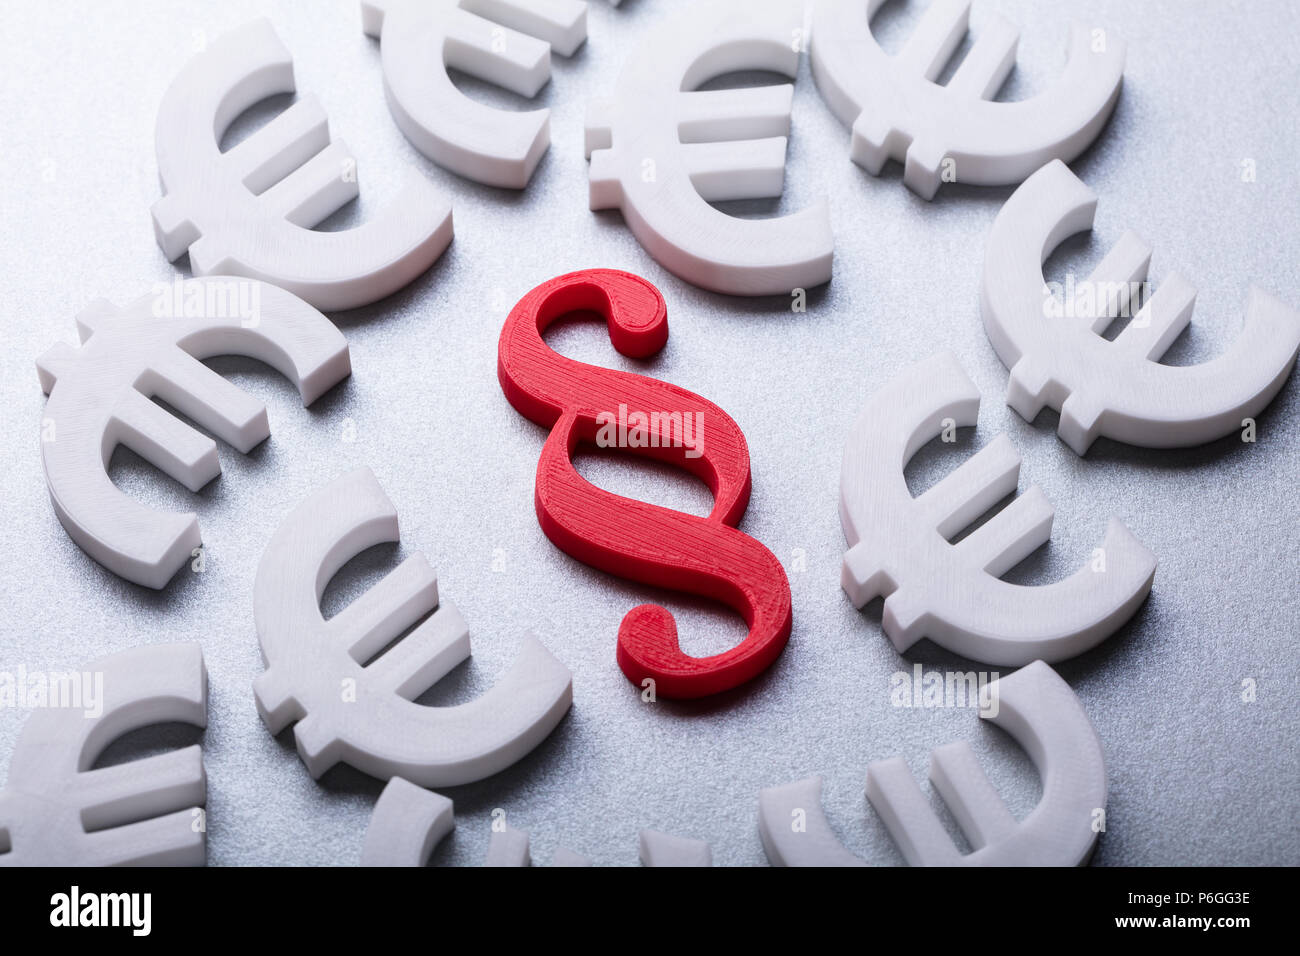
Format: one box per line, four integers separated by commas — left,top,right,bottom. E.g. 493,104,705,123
0,0,1296,866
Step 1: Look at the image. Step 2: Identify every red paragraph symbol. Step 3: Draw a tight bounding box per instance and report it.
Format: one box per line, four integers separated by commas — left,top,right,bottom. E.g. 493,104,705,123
498,270,792,699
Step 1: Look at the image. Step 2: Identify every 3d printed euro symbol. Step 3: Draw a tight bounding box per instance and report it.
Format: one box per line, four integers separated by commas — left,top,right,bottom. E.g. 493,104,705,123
839,352,1155,665
253,467,573,787
639,829,712,867
361,778,702,866
498,270,793,698
361,777,591,866
0,643,208,867
585,0,833,295
811,0,1124,199
36,279,351,589
982,160,1300,453
363,0,588,188
152,19,454,311
759,661,1106,866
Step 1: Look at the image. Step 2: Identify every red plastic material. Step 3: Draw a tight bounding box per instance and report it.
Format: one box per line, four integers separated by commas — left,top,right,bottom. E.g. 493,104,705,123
498,269,792,699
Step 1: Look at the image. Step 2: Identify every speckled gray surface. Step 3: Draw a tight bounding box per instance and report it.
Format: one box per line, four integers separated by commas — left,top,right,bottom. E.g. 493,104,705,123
0,0,1296,867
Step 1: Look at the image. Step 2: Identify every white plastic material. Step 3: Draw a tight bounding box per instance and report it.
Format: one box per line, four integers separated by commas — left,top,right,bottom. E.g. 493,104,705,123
551,846,594,867
361,777,454,866
758,777,868,867
481,828,591,866
810,0,1125,200
152,18,454,311
759,661,1106,866
638,829,712,867
484,826,534,867
839,352,1156,665
253,467,573,788
0,643,208,867
36,280,351,590
483,826,593,865
361,777,590,866
584,0,833,295
363,0,587,188
982,160,1300,453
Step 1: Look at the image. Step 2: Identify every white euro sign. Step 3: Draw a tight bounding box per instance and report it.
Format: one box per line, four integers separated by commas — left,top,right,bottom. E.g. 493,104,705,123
362,777,591,866
585,0,833,295
982,160,1300,453
759,661,1106,866
839,352,1156,665
811,0,1124,199
152,19,454,311
638,829,712,867
253,467,573,788
36,279,351,589
363,0,588,188
0,643,208,867
361,778,454,866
